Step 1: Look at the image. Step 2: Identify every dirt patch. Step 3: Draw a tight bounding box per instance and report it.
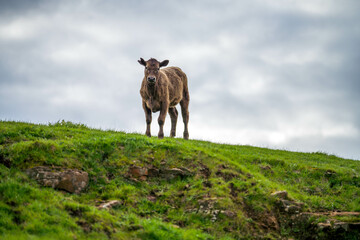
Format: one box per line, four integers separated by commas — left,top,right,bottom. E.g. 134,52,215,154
66,207,83,218
203,180,212,188
12,210,24,225
77,219,92,233
0,151,11,168
198,164,211,178
243,202,280,232
216,169,239,182
229,182,238,197
128,165,193,181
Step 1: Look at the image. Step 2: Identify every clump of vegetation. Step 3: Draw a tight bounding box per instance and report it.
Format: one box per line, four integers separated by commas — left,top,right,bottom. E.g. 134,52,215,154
0,121,359,239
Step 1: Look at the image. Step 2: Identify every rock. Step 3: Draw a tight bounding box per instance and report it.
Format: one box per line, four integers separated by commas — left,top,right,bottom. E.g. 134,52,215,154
189,197,237,222
160,167,192,180
276,199,304,214
222,210,236,218
198,197,218,209
129,166,148,179
333,222,349,231
294,212,360,238
284,204,302,214
317,222,332,230
98,200,122,210
330,212,360,217
26,166,88,194
325,169,336,177
271,190,288,199
266,215,280,231
148,168,160,177
147,195,157,202
316,220,360,236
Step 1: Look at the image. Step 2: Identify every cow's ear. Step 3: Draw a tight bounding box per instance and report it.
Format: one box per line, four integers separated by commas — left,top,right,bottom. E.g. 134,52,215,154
159,60,169,68
138,58,146,66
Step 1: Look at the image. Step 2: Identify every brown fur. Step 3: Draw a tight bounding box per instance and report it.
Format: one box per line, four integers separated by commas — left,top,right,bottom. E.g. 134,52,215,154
138,58,189,139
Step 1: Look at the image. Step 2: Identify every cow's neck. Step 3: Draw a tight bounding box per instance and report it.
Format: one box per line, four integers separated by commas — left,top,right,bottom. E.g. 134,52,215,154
147,83,157,97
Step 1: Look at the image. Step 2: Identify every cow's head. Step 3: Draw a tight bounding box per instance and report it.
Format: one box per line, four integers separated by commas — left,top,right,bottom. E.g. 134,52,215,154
138,58,169,84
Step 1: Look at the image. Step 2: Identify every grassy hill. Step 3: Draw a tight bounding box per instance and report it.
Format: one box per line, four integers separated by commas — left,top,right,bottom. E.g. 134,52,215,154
0,121,359,239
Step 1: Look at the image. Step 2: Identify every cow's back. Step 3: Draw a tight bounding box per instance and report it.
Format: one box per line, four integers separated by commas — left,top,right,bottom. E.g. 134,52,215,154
162,67,186,83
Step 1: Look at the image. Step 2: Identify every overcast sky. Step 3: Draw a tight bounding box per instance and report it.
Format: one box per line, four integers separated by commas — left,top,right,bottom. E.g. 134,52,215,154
0,0,359,160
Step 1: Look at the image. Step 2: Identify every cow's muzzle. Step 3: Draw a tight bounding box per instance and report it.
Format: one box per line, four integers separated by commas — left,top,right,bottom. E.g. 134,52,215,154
147,76,156,83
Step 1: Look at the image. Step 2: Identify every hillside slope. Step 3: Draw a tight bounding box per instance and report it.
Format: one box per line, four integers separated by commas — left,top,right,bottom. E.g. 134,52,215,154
1,121,360,239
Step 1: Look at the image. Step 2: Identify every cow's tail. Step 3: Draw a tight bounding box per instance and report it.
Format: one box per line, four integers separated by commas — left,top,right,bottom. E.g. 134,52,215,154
183,74,190,101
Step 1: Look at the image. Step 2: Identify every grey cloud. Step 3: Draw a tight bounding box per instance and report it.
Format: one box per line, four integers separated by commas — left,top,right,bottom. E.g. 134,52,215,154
0,0,359,160
0,0,42,15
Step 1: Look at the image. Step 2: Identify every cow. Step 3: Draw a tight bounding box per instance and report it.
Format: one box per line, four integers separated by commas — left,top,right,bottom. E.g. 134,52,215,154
138,58,189,139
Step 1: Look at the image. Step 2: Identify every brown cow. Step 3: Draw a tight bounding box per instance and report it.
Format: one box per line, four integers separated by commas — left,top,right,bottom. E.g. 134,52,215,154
138,58,190,139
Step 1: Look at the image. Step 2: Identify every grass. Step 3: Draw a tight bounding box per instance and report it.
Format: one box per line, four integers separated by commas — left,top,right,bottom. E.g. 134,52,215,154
0,120,359,239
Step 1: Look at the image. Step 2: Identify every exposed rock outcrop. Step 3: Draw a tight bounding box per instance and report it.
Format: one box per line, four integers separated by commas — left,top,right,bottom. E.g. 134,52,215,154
186,197,236,222
26,166,88,194
303,212,360,232
271,190,360,239
271,190,304,214
271,190,289,199
97,200,122,210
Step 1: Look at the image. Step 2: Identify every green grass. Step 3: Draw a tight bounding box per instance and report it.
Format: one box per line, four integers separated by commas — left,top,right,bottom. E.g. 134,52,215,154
0,120,359,239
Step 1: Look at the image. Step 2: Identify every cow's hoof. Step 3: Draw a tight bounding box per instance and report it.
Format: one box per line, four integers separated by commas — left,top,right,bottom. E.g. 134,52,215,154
158,133,164,139
183,132,189,140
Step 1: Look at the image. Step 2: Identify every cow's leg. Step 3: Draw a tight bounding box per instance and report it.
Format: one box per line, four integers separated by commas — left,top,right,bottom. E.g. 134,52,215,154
158,102,169,139
142,101,152,137
180,98,189,140
168,107,178,137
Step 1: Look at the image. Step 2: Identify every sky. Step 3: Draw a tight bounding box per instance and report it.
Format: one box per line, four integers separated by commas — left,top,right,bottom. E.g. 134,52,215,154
0,0,359,160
